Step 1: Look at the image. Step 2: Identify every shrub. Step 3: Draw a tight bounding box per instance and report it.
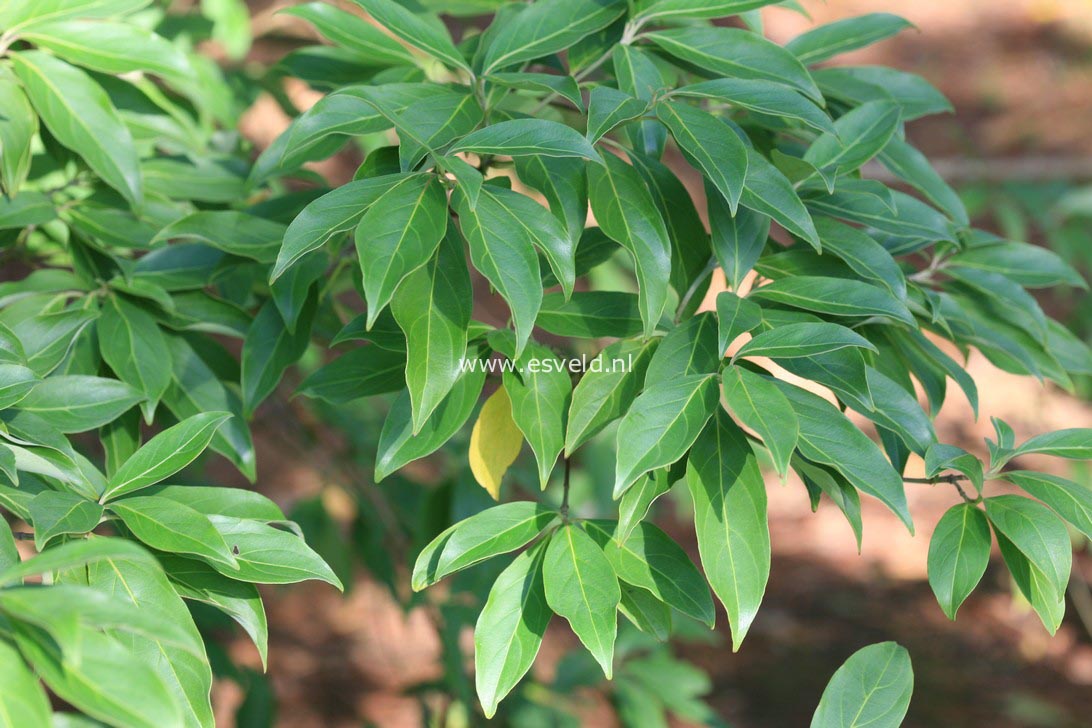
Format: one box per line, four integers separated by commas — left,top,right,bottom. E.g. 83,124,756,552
0,0,1089,725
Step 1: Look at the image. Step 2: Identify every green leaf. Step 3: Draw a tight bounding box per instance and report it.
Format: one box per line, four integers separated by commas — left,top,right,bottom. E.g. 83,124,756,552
438,154,483,210
141,485,284,522
474,545,550,718
0,363,38,410
813,217,907,298
1,0,153,31
355,174,448,327
241,296,316,417
0,537,155,587
612,44,668,157
1002,471,1092,541
614,374,719,498
927,503,991,620
481,0,626,73
987,495,1071,633
587,153,672,337
0,73,37,196
19,375,144,433
686,409,770,650
616,470,672,543
736,322,877,360
924,443,984,491
280,2,417,66
98,295,171,421
786,13,913,65
13,308,98,377
86,556,213,728
109,495,240,571
453,186,544,357
644,312,720,385
206,515,342,589
488,72,584,111
565,338,656,455
0,639,52,727
503,343,572,489
811,642,913,728
740,147,820,248
28,490,103,549
10,51,141,207
366,89,483,171
645,26,821,102
710,200,769,290
349,0,469,72
152,211,284,264
796,458,863,550
804,186,955,246
815,66,951,120
618,583,671,641
21,20,191,80
586,520,715,627
104,412,230,500
272,174,405,280
634,0,776,23
773,380,913,531
513,154,586,281
722,366,798,480
12,624,181,728
805,101,901,176
674,77,834,134
947,241,1085,289
451,119,601,162
391,228,472,432
715,292,761,354
0,191,54,229
750,276,915,325
376,369,484,481
878,136,968,225
1007,428,1092,462
656,100,748,213
161,335,255,481
586,86,648,143
543,524,620,678
296,344,405,403
536,291,643,339
160,554,269,668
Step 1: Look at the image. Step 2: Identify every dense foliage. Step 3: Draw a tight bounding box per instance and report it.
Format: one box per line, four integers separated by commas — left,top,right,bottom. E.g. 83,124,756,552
0,0,1090,725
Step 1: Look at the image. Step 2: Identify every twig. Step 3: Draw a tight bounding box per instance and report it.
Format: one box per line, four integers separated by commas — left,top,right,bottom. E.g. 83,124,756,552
561,456,572,521
675,256,717,323
904,474,976,502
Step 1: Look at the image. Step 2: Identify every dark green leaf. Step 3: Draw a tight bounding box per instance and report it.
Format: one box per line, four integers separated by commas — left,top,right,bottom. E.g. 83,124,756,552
927,503,991,620
722,365,798,480
98,295,171,420
206,515,342,589
715,291,761,354
503,343,571,489
19,375,144,433
656,100,747,213
296,345,405,403
644,312,720,385
786,13,913,65
1002,471,1092,541
451,119,601,162
750,276,915,325
805,101,901,176
736,322,877,360
481,0,626,73
674,77,834,134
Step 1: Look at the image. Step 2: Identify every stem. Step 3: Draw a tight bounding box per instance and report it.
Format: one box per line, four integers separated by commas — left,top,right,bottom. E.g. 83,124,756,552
675,256,717,323
560,456,572,521
904,474,977,503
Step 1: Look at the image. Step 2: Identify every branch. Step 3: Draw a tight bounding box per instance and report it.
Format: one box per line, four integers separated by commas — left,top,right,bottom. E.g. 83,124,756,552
904,474,976,503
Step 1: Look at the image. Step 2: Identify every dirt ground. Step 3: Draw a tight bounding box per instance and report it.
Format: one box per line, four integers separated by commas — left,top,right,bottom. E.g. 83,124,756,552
218,1,1092,725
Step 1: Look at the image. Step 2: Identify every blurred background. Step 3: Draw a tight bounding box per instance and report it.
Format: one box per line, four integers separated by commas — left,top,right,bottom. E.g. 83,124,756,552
196,1,1092,725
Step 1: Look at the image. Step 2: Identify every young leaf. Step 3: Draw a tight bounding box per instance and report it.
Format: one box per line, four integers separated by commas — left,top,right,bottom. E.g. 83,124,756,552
104,412,231,500
686,409,770,649
468,385,525,499
878,136,968,225
475,545,551,718
453,186,544,357
786,13,914,65
927,503,991,620
10,51,141,207
924,443,984,491
412,501,557,590
811,642,913,728
543,524,620,678
587,153,672,336
450,119,601,162
946,241,1086,289
722,366,799,480
614,374,719,498
355,174,448,327
391,228,472,432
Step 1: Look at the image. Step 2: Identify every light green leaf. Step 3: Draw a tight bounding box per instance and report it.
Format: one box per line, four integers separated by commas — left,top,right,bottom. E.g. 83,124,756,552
811,642,913,728
586,86,648,143
616,470,671,544
750,276,915,325
475,545,550,718
453,186,544,357
565,338,656,455
0,363,38,410
614,374,719,498
722,366,798,480
1002,471,1092,541
503,343,571,489
740,147,820,248
280,2,417,66
413,502,558,590
104,412,230,500
686,409,769,650
618,583,671,641
656,100,747,213
736,322,877,360
543,524,620,677
109,495,240,570
586,520,715,627
98,295,171,421
645,26,821,102
715,292,761,354
22,20,192,81
349,0,469,72
0,73,37,196
1008,428,1092,462
0,639,52,727
451,119,601,162
0,537,155,587
206,515,343,589
28,490,103,549
140,485,284,522
927,503,991,620
1,0,152,31
587,153,672,337
10,50,141,207
787,13,913,65
19,375,144,433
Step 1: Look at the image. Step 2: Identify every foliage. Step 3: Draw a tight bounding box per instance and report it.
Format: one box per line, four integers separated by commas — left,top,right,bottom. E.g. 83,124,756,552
0,0,1090,725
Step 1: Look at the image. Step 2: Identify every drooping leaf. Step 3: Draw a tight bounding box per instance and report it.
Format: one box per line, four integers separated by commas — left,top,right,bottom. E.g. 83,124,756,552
722,366,798,480
811,642,913,728
108,495,240,571
927,503,991,620
503,343,572,490
206,515,342,589
28,490,104,549
565,338,657,455
467,385,525,499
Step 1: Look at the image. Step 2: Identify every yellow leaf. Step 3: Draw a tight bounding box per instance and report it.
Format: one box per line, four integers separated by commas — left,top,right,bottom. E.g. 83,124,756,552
469,385,523,499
